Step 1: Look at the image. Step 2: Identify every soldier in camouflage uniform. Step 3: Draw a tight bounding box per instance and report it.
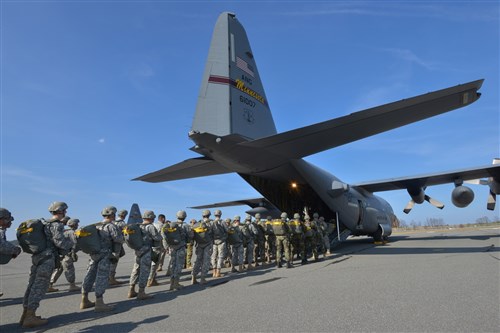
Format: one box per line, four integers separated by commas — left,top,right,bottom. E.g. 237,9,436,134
109,209,127,285
211,209,227,278
272,212,293,268
263,216,276,263
303,215,319,261
155,214,168,272
191,210,213,285
49,218,81,292
20,202,73,328
147,213,168,287
81,206,124,312
229,216,244,272
164,210,190,291
319,216,332,255
185,218,196,269
288,213,307,265
128,210,162,300
252,213,265,267
243,214,257,270
313,213,326,260
0,208,22,298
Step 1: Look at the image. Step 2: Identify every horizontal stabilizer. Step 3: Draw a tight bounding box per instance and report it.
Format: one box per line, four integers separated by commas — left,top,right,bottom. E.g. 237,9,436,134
354,162,500,193
133,157,231,183
241,80,483,159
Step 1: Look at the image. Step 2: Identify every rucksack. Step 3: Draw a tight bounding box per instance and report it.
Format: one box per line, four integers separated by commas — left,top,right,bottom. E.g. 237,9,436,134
288,220,303,234
75,223,102,254
123,223,144,250
271,219,287,236
0,254,12,265
16,219,47,254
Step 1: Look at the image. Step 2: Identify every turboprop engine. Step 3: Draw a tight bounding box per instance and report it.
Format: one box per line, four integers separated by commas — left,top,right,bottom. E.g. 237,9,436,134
451,185,474,208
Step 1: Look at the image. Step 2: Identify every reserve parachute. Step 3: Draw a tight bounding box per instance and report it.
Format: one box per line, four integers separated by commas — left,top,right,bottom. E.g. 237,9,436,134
192,221,210,245
163,224,182,246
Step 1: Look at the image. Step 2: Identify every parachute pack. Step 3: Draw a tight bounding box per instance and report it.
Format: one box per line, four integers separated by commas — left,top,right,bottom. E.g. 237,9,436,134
123,223,144,250
271,219,287,236
163,224,182,246
16,219,48,254
288,220,303,234
227,226,241,245
192,222,210,245
75,223,102,254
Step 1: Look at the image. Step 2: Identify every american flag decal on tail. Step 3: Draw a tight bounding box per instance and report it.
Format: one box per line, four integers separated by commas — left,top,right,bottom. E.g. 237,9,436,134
236,56,254,77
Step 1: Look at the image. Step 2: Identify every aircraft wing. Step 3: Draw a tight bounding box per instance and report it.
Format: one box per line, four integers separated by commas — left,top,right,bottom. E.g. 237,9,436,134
133,157,231,183
353,163,500,192
190,197,281,217
241,79,483,159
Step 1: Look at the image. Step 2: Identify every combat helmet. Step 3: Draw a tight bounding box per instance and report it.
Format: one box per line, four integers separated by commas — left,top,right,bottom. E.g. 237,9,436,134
0,208,13,221
214,209,222,217
176,210,187,220
48,201,68,213
202,209,211,217
101,206,117,217
280,212,288,219
67,218,80,228
293,213,301,219
255,213,261,219
118,209,128,217
142,210,156,219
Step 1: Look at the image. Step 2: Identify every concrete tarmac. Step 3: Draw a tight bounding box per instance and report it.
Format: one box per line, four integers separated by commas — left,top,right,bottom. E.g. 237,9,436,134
1,227,499,332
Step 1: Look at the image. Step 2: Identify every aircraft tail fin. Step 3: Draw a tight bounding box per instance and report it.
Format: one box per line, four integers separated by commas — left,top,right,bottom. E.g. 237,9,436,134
191,12,277,140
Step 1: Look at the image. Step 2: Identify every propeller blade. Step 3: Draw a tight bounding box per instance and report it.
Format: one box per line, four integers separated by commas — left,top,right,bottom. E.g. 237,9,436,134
464,179,488,185
425,195,445,209
403,200,415,214
487,190,496,210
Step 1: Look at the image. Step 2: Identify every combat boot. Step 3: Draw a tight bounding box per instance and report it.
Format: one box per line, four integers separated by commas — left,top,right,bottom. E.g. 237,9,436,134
19,307,27,325
238,264,244,273
231,265,238,273
157,264,163,272
94,297,114,312
169,278,175,291
301,258,308,265
109,275,124,286
22,309,48,328
247,263,254,271
200,276,207,285
137,288,153,300
128,285,138,298
68,282,80,292
174,278,184,290
147,278,159,287
191,275,198,285
80,293,95,309
286,261,294,269
47,283,59,293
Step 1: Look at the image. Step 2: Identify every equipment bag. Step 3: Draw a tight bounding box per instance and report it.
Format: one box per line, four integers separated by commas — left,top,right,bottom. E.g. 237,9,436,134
123,223,144,250
16,219,47,254
75,223,102,254
192,222,210,245
0,254,12,265
163,224,182,246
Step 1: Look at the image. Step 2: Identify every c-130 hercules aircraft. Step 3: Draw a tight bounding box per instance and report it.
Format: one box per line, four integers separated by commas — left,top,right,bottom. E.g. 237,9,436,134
135,12,499,243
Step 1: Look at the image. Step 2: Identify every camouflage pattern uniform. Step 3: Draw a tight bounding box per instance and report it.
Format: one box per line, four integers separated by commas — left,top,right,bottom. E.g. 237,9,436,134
211,210,227,277
129,211,162,299
252,214,266,266
243,215,257,269
148,215,167,285
22,202,72,328
313,213,325,259
303,216,319,261
229,216,244,272
109,209,127,284
273,212,293,268
185,218,196,269
49,218,80,291
288,213,307,264
191,210,213,284
262,216,276,263
165,211,190,290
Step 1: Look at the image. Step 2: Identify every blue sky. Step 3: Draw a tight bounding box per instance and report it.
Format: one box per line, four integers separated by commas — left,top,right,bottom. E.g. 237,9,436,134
1,1,498,240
